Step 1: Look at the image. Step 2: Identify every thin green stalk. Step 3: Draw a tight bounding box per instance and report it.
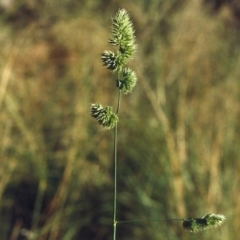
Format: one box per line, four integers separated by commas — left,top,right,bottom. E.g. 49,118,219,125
117,218,184,224
113,89,121,240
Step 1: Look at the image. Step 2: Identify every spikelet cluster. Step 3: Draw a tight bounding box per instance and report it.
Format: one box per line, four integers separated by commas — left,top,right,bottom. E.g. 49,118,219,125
183,213,226,233
91,9,137,130
91,103,118,130
116,68,137,94
101,9,137,94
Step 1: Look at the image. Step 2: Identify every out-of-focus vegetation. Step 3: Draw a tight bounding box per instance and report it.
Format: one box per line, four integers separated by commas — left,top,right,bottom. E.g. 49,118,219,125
0,0,240,239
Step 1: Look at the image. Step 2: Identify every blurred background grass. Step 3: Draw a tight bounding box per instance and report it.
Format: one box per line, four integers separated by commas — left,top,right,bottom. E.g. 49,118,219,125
0,0,240,239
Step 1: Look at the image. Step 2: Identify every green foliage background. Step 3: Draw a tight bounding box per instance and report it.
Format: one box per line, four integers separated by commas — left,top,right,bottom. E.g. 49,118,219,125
0,0,239,239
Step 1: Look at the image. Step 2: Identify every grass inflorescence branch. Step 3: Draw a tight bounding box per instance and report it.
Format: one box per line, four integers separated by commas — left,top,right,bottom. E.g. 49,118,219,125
117,213,226,233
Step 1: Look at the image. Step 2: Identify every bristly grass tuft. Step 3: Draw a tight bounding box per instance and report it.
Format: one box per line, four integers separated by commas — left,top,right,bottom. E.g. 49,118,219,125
101,9,137,73
109,9,136,56
116,68,137,94
183,213,226,233
92,9,137,129
91,103,118,129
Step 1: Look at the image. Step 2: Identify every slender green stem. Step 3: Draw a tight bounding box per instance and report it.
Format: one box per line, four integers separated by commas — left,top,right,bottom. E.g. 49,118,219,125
116,89,122,114
117,218,184,224
113,89,121,240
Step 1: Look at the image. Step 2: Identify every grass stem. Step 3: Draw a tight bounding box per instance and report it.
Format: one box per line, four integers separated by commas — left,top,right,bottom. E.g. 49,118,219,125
113,90,121,240
117,218,184,224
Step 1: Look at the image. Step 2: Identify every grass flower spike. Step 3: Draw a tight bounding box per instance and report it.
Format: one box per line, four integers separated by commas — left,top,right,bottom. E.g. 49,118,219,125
116,68,137,94
101,50,118,71
101,9,137,73
183,213,226,233
91,103,118,130
101,50,129,72
93,9,137,130
109,9,137,58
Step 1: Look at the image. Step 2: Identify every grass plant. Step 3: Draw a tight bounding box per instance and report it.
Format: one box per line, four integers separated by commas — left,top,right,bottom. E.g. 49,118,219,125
91,8,226,240
91,9,137,240
1,1,240,239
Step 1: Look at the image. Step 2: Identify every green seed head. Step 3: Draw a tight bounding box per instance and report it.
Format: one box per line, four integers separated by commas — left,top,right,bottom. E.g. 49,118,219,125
91,103,118,130
183,213,226,233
